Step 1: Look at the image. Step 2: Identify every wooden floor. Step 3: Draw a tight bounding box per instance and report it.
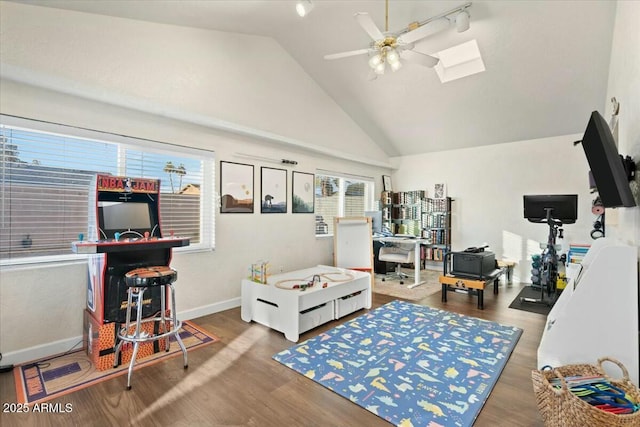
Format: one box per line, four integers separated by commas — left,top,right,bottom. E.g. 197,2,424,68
1,281,547,426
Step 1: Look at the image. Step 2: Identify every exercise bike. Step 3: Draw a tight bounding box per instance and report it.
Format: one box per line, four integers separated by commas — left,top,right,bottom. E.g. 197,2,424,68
521,208,563,306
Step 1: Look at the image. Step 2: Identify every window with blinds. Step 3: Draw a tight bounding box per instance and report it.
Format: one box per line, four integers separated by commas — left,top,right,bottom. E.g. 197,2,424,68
314,172,375,236
0,120,215,264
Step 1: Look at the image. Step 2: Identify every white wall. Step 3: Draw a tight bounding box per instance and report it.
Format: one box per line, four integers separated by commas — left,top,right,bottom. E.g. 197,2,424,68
0,3,391,364
604,0,640,247
391,135,595,280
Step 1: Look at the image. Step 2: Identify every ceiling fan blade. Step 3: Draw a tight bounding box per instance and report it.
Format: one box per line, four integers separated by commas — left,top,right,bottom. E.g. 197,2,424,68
401,49,440,68
397,18,450,45
324,48,373,60
355,12,384,41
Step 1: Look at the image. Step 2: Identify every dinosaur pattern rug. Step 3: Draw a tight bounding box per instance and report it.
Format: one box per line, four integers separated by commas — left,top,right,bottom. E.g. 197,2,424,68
273,300,522,426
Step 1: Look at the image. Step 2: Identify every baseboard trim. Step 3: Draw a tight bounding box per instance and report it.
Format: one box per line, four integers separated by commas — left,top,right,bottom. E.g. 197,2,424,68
179,297,241,321
2,336,84,367
1,298,241,366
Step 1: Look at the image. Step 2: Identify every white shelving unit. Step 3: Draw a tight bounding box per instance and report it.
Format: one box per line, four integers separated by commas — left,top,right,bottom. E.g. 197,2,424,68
537,237,639,385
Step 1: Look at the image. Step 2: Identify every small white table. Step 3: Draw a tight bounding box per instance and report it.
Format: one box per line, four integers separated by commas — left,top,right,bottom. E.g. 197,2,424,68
241,265,371,342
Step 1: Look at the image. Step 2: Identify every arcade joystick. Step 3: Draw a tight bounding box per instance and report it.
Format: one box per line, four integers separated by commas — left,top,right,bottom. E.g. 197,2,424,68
144,231,150,240
114,232,121,242
78,233,84,242
170,230,174,237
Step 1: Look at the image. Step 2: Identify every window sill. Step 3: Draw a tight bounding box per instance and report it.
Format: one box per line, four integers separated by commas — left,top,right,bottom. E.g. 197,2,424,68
315,234,334,239
0,245,214,269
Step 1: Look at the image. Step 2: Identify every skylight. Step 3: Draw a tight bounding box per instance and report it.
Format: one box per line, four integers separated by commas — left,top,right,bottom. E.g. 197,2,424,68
434,39,485,83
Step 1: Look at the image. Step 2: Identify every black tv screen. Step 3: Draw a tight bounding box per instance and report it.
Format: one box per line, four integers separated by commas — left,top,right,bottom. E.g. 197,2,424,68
98,201,153,238
523,194,578,224
581,111,636,207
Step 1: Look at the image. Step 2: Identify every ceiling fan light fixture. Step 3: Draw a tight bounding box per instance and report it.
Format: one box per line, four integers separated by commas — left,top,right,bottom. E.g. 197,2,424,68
295,0,314,17
390,60,402,72
455,9,470,32
386,48,400,65
326,1,474,78
368,54,383,69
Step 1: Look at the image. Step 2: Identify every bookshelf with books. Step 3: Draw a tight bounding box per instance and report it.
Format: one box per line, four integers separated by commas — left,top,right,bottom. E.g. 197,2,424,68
380,191,393,233
380,191,452,265
380,190,425,236
421,197,452,263
566,243,591,264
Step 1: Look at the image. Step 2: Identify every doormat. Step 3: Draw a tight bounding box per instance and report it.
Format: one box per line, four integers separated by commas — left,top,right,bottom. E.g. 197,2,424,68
508,286,556,315
273,300,522,426
14,320,219,405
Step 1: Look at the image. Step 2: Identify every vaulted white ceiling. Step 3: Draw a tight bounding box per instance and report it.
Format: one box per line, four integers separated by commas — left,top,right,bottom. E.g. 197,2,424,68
11,0,617,157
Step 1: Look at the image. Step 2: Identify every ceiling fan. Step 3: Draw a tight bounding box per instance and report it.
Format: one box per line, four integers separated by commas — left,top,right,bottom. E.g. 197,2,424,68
324,1,472,75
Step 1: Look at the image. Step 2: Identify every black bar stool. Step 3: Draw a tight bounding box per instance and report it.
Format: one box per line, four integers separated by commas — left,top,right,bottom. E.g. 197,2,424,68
113,265,188,389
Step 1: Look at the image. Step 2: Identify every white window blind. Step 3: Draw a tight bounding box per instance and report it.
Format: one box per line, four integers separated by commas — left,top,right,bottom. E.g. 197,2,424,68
314,171,374,236
0,117,215,264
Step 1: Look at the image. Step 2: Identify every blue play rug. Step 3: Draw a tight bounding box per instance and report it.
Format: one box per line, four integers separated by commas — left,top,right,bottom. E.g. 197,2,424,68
273,300,522,426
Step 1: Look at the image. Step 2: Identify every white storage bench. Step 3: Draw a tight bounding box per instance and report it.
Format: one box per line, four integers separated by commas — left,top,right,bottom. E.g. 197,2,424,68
241,265,371,342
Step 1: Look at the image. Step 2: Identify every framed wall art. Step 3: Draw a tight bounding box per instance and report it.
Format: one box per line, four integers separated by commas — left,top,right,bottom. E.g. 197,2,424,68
292,171,314,213
261,167,287,213
220,161,254,213
383,175,392,192
434,183,447,199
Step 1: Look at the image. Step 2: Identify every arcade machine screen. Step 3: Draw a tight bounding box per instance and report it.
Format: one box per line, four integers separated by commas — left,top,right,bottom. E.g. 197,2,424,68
100,202,152,231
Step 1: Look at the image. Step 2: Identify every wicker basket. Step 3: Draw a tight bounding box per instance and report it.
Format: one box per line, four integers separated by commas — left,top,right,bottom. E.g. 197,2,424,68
532,357,640,427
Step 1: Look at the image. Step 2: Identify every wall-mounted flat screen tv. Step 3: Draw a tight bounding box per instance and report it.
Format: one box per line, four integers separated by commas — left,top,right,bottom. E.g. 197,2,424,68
580,111,636,208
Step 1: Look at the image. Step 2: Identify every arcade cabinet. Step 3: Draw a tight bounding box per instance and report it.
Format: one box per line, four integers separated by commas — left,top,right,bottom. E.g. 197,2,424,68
73,174,189,370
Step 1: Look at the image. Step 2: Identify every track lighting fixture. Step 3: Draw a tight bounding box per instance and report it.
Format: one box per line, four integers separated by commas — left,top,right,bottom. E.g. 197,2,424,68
235,153,298,166
455,9,471,32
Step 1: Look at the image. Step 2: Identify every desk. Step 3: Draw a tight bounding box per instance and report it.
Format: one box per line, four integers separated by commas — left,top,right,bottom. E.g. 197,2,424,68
374,236,429,289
